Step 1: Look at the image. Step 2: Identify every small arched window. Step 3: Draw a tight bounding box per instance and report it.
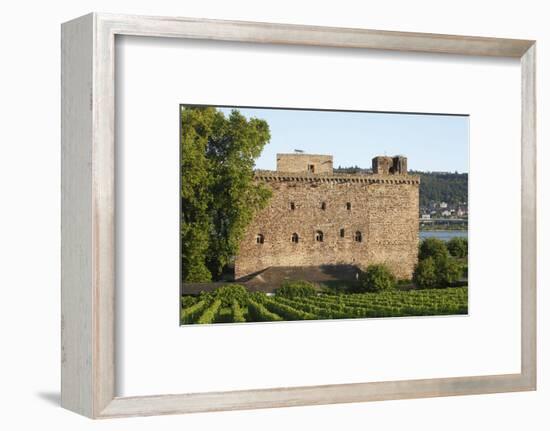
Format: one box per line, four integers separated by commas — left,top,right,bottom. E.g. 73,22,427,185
354,231,362,242
256,234,264,244
315,230,324,242
321,202,326,210
346,202,352,210
291,233,299,243
290,202,295,210
340,228,345,238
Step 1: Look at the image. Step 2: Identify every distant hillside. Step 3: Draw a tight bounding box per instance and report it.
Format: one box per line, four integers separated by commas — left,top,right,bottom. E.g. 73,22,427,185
334,167,468,207
410,171,468,207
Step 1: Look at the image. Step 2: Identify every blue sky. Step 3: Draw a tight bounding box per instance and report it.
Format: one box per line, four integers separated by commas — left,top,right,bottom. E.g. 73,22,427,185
217,107,469,173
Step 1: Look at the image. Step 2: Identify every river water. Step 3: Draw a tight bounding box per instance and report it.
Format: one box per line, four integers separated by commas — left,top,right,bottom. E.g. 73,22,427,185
419,230,468,241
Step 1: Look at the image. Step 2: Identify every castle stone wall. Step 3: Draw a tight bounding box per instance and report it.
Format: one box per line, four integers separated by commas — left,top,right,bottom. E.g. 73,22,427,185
234,172,419,280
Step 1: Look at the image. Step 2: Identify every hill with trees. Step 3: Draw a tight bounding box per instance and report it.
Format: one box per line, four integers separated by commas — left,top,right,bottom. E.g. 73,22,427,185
410,171,468,207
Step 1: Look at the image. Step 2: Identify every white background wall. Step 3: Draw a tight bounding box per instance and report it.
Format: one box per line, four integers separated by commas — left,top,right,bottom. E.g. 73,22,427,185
0,0,547,429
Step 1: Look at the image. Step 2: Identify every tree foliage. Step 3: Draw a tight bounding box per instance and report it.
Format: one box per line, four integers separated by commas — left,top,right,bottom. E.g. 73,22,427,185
447,237,468,258
413,257,439,289
358,264,396,293
414,239,463,289
436,254,462,286
418,238,449,261
180,107,272,282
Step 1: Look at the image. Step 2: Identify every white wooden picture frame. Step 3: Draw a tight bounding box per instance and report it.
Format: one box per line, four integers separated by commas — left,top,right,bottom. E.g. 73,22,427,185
61,12,536,419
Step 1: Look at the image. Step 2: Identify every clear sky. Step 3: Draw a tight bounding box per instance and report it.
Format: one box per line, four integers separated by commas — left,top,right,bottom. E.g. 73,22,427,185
217,107,469,173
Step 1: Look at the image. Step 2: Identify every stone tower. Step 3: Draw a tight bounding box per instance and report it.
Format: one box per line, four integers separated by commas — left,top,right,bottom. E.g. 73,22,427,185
372,155,408,175
276,153,334,174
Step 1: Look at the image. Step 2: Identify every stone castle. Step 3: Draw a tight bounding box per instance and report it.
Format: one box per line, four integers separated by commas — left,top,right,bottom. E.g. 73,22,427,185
234,153,420,280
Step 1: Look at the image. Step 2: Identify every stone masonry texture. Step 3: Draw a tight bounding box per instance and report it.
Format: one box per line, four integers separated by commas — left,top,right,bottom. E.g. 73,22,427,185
277,153,333,174
235,154,419,280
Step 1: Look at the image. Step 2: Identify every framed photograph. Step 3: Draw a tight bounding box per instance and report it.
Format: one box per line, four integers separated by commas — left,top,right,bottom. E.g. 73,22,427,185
179,104,468,324
61,13,536,418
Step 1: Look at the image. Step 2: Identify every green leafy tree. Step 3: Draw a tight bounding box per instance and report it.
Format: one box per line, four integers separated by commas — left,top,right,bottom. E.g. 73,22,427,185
461,261,468,278
180,107,272,282
180,107,215,282
413,257,438,289
414,255,462,289
418,238,449,261
205,109,272,277
435,255,462,286
447,237,468,258
358,264,396,293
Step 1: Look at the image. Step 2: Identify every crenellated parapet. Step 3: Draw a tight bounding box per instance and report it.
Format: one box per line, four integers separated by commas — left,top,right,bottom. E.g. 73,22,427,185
254,170,420,185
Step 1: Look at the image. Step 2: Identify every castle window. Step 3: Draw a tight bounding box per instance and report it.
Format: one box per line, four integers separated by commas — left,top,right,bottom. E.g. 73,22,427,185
290,202,295,210
291,233,299,243
354,231,362,242
346,202,352,210
308,164,315,173
321,202,326,210
315,230,324,242
256,234,264,244
340,228,345,238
